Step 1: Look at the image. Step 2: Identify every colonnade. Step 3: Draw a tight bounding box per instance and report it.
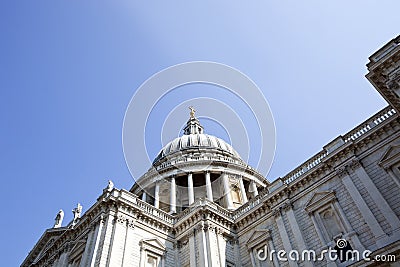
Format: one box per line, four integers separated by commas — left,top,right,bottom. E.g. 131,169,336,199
144,171,260,213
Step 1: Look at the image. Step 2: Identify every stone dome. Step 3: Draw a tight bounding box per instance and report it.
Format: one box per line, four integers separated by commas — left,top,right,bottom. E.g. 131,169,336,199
153,133,241,164
152,107,242,165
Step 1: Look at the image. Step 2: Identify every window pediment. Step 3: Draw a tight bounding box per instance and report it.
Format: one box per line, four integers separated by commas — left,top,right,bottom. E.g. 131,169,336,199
68,239,86,265
139,238,166,255
304,191,336,213
378,145,400,169
246,229,271,249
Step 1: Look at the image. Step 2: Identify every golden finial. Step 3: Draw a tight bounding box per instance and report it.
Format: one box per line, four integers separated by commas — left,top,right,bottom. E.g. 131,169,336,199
189,106,196,118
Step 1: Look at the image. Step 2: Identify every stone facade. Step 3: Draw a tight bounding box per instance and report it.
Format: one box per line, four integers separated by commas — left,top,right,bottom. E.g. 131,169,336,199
22,36,400,267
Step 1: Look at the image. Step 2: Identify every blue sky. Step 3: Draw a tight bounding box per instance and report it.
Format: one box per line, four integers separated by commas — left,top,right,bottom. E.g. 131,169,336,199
1,1,399,265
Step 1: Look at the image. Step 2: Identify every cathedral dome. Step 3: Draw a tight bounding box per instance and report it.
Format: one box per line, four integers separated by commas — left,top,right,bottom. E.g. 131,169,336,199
152,107,243,165
153,133,241,164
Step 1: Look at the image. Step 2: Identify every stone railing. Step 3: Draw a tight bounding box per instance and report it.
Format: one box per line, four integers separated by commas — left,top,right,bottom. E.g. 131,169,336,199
200,198,232,218
155,153,247,171
232,195,264,220
135,198,175,225
174,198,233,221
343,106,396,143
282,151,328,184
282,106,396,185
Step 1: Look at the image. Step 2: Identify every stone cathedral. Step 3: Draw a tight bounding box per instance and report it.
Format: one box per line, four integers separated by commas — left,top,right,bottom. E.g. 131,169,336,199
22,37,400,267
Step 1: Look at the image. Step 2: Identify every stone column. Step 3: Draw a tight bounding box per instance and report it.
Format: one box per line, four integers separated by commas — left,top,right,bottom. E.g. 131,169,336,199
170,176,177,214
222,172,234,210
249,180,259,197
337,168,387,246
188,173,195,205
205,171,213,201
239,177,248,203
141,191,147,202
154,182,160,209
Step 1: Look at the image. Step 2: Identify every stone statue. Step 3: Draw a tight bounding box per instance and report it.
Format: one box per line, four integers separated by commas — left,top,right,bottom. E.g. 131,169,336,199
53,209,64,228
189,106,196,118
106,180,114,192
72,203,82,225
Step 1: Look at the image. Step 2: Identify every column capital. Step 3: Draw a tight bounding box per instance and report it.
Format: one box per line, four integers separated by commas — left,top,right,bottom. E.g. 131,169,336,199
272,208,281,218
335,167,348,178
281,200,293,212
188,229,195,237
348,158,362,172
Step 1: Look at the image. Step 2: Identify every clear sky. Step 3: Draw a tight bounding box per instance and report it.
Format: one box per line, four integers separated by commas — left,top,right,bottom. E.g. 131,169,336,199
1,1,399,265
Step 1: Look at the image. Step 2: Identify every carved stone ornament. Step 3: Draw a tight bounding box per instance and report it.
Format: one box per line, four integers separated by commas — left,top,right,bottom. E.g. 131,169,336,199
272,208,281,218
281,201,292,212
116,214,127,225
348,159,362,172
335,167,348,178
127,218,135,229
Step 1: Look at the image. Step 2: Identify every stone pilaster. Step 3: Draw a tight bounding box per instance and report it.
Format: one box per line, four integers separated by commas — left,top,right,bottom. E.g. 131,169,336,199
274,208,298,267
188,230,196,267
282,202,313,267
108,214,128,266
216,229,226,266
350,159,400,239
197,224,209,267
122,219,136,266
337,167,387,247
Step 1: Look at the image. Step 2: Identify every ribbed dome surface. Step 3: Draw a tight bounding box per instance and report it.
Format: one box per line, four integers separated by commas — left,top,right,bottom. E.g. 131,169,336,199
153,134,241,163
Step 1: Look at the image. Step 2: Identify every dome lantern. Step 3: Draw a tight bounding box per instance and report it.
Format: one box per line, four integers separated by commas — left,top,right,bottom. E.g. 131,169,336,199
183,106,204,135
